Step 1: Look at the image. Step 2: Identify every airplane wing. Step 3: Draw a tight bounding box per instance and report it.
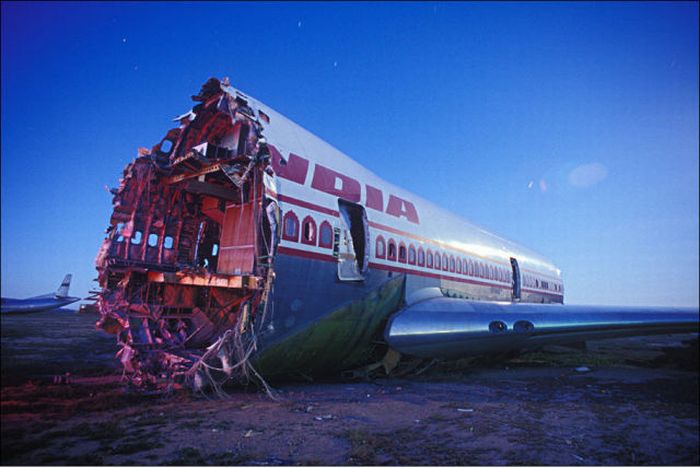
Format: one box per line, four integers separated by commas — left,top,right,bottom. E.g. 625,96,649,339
385,296,699,359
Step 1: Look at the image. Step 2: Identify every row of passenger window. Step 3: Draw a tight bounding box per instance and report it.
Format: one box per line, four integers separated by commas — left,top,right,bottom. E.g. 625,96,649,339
281,210,508,283
282,212,334,247
112,223,219,255
523,274,562,292
375,235,512,283
113,224,175,249
281,211,562,292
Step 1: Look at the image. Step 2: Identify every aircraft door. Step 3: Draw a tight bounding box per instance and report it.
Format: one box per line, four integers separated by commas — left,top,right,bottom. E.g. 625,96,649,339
336,199,369,281
510,257,521,301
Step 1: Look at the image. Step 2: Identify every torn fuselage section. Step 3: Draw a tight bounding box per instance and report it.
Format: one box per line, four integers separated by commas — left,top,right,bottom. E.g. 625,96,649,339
95,77,279,392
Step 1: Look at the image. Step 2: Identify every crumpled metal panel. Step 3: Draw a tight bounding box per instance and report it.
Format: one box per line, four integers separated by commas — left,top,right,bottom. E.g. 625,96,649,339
94,77,277,393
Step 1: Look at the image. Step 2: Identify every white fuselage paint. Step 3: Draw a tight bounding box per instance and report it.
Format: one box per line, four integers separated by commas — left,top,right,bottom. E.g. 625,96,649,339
232,86,563,302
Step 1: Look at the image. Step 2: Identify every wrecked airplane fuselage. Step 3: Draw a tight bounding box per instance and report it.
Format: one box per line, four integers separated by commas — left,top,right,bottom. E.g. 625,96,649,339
95,77,698,393
96,77,401,392
96,78,282,391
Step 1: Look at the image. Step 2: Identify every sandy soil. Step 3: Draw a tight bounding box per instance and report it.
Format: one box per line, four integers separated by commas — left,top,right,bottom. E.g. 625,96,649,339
1,330,698,466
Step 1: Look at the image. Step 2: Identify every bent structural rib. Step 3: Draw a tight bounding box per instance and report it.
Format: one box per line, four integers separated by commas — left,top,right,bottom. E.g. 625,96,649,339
385,298,699,359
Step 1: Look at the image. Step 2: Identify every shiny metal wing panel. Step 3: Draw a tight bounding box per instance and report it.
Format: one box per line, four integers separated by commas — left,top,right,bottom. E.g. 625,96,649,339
385,298,699,359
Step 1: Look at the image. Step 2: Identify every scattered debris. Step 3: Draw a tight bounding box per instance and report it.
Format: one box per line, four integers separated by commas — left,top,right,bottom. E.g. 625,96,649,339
313,414,334,421
575,366,591,373
457,408,474,413
52,372,72,385
78,303,99,314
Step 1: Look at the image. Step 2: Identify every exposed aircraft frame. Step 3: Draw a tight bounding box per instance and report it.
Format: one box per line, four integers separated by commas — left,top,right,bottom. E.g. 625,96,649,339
94,77,698,393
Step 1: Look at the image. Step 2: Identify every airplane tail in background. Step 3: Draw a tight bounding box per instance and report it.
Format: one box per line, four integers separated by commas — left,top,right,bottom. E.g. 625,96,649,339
55,274,72,298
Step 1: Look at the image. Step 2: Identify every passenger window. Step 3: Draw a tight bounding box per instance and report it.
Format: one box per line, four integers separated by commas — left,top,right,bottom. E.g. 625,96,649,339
427,251,433,268
285,218,296,237
418,248,425,266
164,236,174,249
131,230,142,245
283,211,299,241
301,216,317,245
375,236,386,258
212,243,219,256
408,245,416,264
148,233,158,247
319,221,333,248
160,139,173,154
388,240,397,261
115,223,125,242
435,254,441,270
399,244,407,263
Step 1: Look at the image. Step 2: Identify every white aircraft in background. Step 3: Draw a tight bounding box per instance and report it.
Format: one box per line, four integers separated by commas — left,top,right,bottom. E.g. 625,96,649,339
1,274,80,314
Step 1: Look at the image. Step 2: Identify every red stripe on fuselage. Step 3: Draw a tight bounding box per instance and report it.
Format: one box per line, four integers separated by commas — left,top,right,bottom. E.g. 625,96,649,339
277,194,340,217
278,245,510,290
368,261,512,290
276,194,562,283
277,245,337,263
278,245,563,298
521,288,565,299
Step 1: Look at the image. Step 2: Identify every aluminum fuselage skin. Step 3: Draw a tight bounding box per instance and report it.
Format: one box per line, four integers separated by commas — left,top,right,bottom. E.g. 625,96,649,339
228,86,568,363
239,86,564,303
94,81,698,380
226,86,697,368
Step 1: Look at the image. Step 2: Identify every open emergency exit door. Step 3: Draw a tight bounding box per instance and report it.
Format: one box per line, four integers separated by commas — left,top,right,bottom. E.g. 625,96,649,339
510,257,521,301
336,199,369,281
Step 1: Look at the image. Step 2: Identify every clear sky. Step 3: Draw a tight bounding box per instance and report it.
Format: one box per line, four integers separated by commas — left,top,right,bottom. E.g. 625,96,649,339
2,1,698,307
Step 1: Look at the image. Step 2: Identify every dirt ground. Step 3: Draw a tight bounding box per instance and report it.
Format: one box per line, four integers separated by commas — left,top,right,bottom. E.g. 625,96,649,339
1,316,698,465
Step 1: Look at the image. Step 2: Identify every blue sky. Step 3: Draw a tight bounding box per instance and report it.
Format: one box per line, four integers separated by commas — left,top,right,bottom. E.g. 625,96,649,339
2,1,698,307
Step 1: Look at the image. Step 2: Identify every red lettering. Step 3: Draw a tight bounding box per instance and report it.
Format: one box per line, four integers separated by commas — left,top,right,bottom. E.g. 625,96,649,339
311,165,361,203
268,144,309,185
365,185,383,212
386,195,419,224
266,145,419,223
